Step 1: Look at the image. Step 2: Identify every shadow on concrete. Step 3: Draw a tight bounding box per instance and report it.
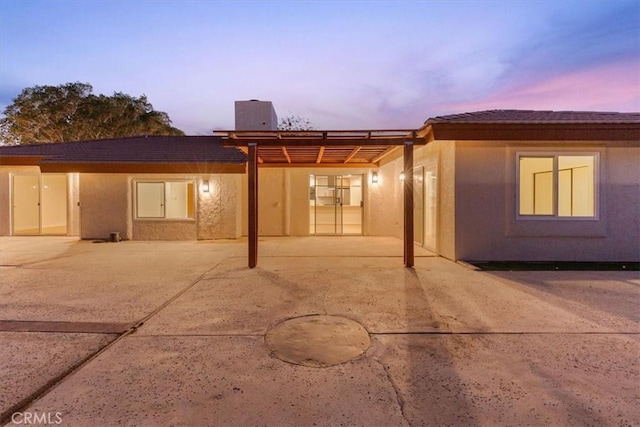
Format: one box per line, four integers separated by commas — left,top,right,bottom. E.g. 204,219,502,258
399,267,480,425
487,270,640,324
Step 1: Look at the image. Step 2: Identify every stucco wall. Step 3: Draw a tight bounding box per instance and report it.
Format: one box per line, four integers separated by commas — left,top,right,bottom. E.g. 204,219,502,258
414,141,456,260
80,174,132,240
197,174,243,240
454,140,640,261
80,173,242,241
258,168,287,236
367,160,403,238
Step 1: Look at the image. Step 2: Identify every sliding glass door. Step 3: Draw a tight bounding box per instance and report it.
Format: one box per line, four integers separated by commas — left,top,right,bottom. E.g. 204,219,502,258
12,174,68,235
309,174,362,235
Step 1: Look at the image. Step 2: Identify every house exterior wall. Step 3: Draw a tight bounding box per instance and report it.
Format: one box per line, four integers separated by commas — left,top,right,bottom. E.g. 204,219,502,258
79,173,242,241
80,174,132,240
414,141,456,260
368,158,403,238
243,167,380,237
369,142,457,259
453,140,640,261
197,174,243,240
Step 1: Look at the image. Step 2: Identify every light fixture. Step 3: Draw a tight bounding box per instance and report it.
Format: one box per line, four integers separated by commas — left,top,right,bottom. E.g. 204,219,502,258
400,172,405,181
201,180,210,193
371,171,379,184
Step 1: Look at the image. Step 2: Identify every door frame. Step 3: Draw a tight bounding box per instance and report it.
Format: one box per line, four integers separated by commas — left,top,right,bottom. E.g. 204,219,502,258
310,174,363,236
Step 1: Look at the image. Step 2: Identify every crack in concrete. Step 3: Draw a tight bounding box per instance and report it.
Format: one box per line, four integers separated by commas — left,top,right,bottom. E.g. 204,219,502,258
321,284,332,315
373,357,410,426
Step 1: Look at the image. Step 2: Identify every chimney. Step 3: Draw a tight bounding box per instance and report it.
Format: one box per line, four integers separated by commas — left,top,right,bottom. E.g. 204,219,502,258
234,100,278,130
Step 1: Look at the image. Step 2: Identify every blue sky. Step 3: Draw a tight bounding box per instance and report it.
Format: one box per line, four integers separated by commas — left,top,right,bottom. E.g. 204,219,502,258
1,0,638,133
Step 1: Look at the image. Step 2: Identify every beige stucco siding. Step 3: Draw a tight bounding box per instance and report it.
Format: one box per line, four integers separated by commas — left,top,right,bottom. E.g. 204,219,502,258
453,141,640,261
367,160,403,238
80,174,132,240
414,141,456,259
197,174,243,240
601,144,640,260
79,173,242,241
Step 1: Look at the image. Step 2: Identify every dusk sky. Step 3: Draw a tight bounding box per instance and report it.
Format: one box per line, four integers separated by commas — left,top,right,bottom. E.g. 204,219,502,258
1,0,639,133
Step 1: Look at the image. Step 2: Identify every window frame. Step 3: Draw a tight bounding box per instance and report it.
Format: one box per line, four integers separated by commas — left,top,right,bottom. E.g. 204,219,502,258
516,152,600,221
134,180,196,221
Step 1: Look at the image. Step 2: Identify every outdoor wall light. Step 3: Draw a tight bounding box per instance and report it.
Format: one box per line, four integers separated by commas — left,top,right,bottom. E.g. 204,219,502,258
201,180,210,193
400,172,405,181
371,171,379,184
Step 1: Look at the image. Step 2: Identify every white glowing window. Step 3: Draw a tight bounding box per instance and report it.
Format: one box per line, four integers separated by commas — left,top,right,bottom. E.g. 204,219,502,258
518,155,597,218
136,181,195,219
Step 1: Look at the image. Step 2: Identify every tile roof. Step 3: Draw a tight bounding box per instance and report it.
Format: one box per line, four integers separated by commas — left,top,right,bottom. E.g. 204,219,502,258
0,135,247,164
426,110,640,125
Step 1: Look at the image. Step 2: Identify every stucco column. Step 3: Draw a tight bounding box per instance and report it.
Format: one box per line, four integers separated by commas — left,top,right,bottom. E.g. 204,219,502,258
248,143,258,268
403,141,414,268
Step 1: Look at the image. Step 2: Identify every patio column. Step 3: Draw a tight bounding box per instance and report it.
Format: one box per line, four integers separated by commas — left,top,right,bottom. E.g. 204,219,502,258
248,142,258,268
403,141,414,268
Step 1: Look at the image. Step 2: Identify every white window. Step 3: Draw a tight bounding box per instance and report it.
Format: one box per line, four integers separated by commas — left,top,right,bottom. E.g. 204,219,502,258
518,154,597,218
136,181,195,219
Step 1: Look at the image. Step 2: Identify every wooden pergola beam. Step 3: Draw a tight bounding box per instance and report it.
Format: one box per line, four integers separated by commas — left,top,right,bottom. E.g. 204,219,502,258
403,141,414,268
281,147,291,164
344,146,362,163
257,162,377,168
248,143,258,268
371,146,400,164
225,138,424,147
238,146,263,163
316,146,325,164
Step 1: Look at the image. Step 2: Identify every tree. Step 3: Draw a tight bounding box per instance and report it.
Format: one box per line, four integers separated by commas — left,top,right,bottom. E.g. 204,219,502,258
278,113,315,131
0,82,183,145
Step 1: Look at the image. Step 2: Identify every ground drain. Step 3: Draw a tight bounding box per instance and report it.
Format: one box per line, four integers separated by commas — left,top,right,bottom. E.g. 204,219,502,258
265,315,370,367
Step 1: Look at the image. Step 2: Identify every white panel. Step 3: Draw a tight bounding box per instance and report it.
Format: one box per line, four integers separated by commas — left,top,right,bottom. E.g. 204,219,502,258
41,174,68,234
13,175,40,234
137,182,164,218
165,182,188,219
519,157,554,215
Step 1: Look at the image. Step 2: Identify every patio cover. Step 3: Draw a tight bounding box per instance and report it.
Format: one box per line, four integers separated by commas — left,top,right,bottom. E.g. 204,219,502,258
217,130,428,268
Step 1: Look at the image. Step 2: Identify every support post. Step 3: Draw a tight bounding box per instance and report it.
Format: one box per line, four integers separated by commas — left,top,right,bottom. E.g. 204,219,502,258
248,143,258,268
403,141,414,268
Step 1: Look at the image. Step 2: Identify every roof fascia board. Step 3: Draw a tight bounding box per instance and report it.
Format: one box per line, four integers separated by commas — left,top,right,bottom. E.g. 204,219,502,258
38,163,246,174
430,123,640,141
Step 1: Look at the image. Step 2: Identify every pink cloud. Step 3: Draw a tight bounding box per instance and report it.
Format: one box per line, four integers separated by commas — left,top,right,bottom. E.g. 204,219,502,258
439,59,640,113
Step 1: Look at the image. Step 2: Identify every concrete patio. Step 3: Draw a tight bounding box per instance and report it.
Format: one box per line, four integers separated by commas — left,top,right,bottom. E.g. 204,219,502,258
1,236,638,426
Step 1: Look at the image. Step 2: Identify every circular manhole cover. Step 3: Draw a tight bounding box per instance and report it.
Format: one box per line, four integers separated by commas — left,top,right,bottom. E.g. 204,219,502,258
265,315,370,367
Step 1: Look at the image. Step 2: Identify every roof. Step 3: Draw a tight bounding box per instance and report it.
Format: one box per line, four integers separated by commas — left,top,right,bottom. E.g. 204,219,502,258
426,110,640,125
1,110,637,172
0,135,247,173
421,110,640,142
